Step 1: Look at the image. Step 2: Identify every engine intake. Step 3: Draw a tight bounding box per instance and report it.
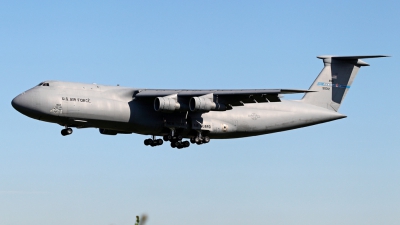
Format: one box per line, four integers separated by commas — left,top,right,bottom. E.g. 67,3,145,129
154,96,180,112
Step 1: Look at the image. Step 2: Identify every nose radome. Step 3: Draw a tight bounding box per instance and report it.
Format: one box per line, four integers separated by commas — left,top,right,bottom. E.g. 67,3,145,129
11,93,30,113
12,95,21,111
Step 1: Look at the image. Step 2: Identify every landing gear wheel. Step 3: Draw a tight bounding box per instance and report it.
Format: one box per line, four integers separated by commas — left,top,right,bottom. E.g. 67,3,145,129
196,138,203,145
190,137,196,144
61,128,73,136
163,135,169,141
170,142,177,148
203,136,210,143
183,141,190,147
145,137,164,147
177,143,183,149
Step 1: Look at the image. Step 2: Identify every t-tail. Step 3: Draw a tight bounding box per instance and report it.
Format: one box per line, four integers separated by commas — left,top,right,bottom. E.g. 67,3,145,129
302,55,388,111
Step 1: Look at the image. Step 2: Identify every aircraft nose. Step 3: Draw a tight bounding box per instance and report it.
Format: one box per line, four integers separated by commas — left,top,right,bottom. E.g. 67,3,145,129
11,93,31,113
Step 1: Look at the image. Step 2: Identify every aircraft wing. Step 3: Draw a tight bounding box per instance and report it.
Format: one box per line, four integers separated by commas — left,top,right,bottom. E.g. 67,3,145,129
134,88,312,108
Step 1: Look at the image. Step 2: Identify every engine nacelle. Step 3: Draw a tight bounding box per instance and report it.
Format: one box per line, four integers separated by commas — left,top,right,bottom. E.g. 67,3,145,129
189,96,226,112
154,96,180,112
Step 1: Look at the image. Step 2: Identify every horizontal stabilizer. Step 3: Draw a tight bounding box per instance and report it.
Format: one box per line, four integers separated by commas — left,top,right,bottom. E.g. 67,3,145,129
318,55,389,59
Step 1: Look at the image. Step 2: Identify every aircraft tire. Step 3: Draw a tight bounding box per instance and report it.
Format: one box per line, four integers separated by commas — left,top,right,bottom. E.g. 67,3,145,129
61,129,67,136
203,136,210,143
157,139,163,145
190,137,196,143
170,142,177,148
183,141,190,147
163,135,169,141
61,128,73,136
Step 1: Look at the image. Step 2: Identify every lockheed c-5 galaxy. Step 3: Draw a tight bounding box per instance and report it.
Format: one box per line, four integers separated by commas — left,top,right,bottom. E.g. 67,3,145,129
12,55,387,148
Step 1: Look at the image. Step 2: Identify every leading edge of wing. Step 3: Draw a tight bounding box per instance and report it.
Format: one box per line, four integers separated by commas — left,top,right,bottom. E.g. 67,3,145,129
135,89,313,98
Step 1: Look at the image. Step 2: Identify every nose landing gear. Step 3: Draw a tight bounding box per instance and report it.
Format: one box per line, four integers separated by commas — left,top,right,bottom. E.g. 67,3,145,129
61,127,73,136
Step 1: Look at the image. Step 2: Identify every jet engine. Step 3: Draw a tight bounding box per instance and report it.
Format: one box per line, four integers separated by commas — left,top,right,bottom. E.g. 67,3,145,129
154,96,180,112
189,95,226,112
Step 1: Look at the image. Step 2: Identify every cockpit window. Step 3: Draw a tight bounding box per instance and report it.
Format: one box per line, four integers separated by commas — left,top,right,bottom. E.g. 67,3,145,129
37,82,50,86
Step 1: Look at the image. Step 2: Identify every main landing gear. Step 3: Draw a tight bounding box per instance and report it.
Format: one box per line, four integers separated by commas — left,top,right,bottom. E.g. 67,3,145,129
143,130,211,149
190,131,210,145
61,126,73,136
168,138,190,149
162,129,191,149
159,133,190,149
144,136,164,147
144,133,191,149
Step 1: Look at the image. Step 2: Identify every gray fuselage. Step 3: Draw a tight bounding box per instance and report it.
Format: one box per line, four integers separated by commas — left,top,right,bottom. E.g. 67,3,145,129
12,81,346,139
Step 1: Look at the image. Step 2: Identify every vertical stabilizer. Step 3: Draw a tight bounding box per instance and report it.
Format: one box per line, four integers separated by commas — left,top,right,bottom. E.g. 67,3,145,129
302,55,387,111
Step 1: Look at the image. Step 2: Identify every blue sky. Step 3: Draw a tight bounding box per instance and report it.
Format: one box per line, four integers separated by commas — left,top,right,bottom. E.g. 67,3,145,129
1,1,399,225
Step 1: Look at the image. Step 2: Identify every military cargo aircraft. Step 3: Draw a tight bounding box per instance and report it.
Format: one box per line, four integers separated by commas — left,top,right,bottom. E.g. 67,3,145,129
11,55,387,148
